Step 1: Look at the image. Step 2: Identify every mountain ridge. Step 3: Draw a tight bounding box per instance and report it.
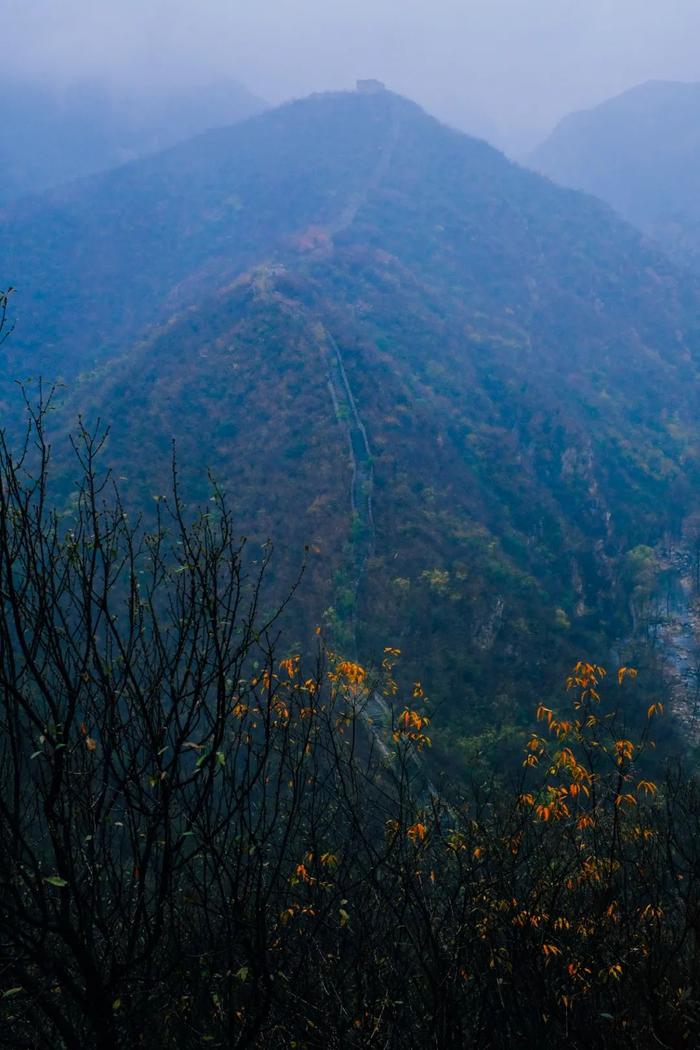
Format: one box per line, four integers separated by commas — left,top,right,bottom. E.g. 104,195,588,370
530,79,700,269
0,74,266,201
5,87,700,751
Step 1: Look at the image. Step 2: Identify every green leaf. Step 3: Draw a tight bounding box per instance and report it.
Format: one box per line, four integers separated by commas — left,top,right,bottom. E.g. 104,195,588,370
44,876,68,888
2,988,23,998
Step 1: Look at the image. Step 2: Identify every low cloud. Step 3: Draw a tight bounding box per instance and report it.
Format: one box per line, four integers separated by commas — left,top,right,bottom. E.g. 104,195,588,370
3,0,700,152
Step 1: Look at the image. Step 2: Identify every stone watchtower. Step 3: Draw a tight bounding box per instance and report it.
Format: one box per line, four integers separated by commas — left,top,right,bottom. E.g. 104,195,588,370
356,79,386,95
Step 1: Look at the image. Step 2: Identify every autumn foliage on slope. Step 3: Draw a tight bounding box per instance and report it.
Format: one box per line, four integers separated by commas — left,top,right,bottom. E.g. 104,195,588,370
1,404,700,1048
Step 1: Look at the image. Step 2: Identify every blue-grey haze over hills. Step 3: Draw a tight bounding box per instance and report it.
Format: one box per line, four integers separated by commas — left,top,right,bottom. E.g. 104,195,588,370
3,0,700,766
6,10,700,1041
3,80,700,746
3,0,700,738
530,79,700,269
0,76,265,199
4,0,700,154
8,7,700,1046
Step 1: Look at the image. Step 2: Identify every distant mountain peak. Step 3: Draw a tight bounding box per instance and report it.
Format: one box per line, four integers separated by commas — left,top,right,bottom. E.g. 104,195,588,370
530,79,700,269
0,73,266,200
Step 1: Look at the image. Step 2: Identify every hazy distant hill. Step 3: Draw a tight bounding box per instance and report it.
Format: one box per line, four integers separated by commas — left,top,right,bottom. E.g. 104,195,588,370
0,76,265,200
4,89,700,750
530,80,700,266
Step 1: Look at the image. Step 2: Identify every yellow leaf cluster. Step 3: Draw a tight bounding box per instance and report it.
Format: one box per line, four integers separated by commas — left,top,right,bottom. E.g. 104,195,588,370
617,666,638,686
407,821,427,843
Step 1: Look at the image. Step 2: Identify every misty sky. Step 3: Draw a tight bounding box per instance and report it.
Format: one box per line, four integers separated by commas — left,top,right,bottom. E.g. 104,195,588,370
3,0,700,154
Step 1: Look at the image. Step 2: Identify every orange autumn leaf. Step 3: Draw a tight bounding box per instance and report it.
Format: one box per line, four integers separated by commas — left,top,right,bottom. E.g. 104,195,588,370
407,821,427,843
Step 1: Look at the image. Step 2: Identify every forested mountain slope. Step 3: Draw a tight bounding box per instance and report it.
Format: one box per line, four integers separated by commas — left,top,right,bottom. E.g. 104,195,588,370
6,89,700,753
1,92,406,379
0,75,265,201
530,80,700,268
